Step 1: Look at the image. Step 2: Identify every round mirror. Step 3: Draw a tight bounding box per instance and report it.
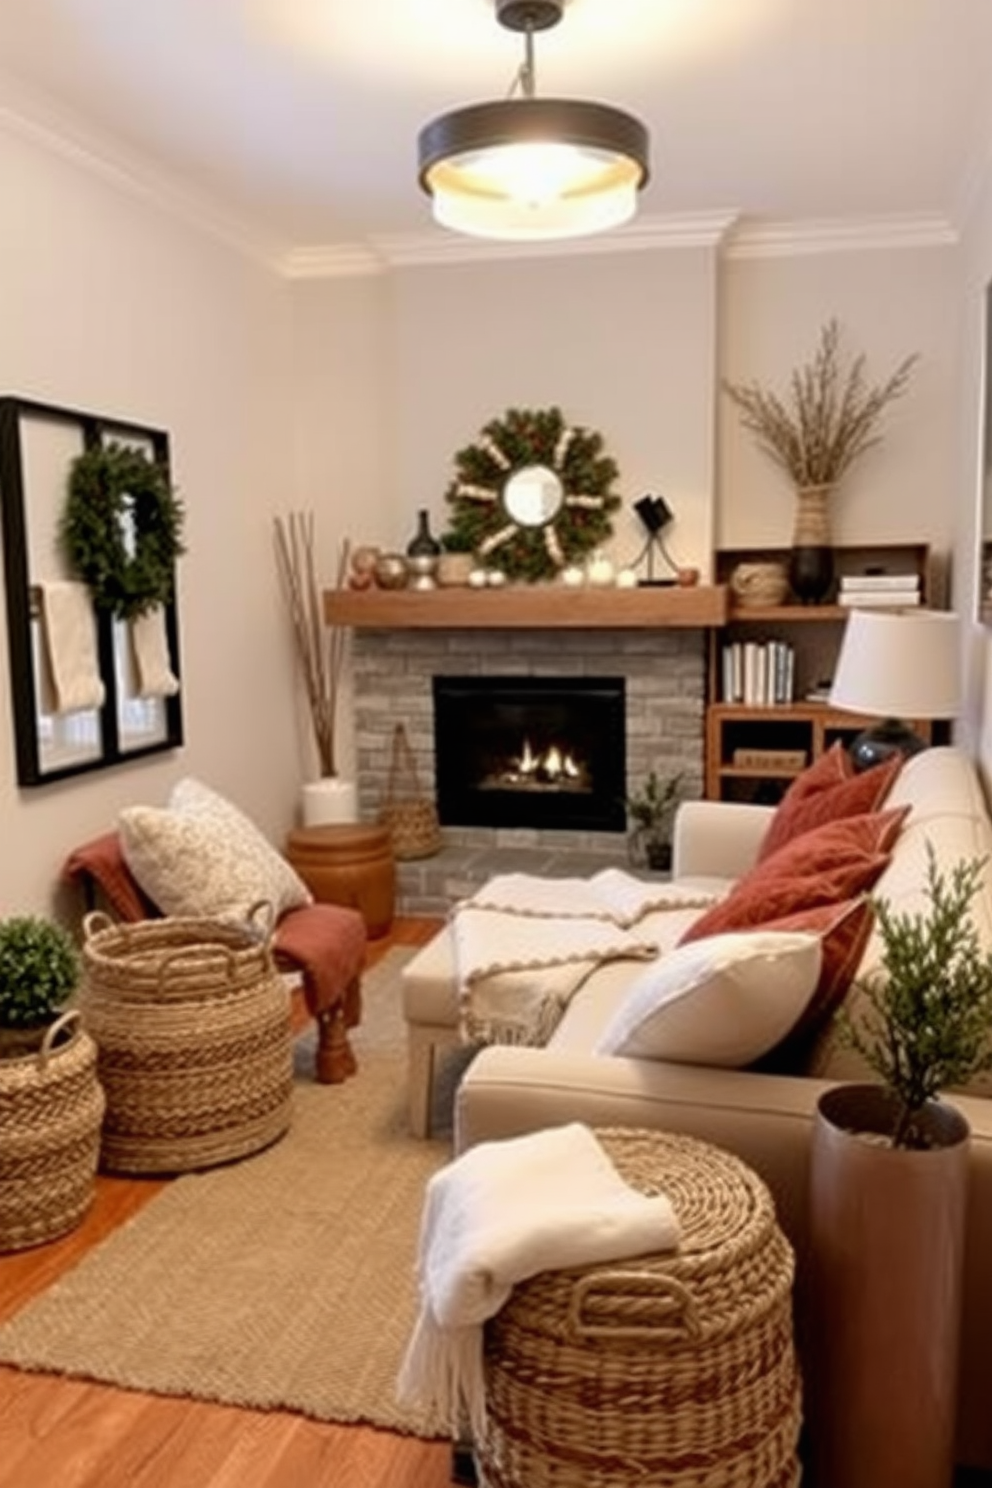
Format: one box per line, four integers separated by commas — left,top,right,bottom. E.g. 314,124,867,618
502,464,564,527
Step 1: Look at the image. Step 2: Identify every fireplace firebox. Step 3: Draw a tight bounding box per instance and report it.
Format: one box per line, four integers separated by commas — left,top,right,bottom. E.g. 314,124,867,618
432,675,626,832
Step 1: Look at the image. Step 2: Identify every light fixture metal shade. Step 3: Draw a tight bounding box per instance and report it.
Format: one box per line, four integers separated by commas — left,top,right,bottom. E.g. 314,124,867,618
418,96,650,241
829,609,961,720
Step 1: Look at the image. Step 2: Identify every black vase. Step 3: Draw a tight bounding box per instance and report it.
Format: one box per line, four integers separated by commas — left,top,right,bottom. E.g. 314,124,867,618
406,509,441,558
788,545,834,604
790,485,835,604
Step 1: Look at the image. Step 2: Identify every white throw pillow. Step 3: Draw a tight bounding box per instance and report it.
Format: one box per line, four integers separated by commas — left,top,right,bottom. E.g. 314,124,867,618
119,776,312,924
593,930,822,1067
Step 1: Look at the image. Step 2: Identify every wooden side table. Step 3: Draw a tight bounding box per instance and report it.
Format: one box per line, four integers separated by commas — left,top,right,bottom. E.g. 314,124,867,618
285,823,396,939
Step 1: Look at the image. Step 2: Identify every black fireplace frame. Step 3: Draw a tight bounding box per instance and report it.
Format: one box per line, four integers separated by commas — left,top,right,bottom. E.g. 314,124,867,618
432,674,627,833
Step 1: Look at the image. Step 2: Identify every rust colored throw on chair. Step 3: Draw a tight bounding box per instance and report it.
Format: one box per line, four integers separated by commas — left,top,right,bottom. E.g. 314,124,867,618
63,832,367,1084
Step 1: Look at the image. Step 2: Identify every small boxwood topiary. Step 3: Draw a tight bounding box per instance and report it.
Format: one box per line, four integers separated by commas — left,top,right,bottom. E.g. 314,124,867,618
0,916,80,1029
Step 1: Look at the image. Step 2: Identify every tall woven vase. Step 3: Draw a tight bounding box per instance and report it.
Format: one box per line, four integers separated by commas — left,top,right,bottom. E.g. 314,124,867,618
805,1085,968,1488
788,484,834,603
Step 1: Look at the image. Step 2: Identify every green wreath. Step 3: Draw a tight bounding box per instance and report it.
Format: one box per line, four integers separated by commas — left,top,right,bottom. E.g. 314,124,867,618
443,406,621,583
61,442,185,620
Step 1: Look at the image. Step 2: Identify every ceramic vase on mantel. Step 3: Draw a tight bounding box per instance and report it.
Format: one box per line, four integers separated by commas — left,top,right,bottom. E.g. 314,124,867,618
805,1083,969,1488
788,483,835,603
301,775,358,827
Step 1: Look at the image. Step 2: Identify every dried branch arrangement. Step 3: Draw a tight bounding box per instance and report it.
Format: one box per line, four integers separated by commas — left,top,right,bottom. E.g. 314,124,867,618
273,512,350,778
723,319,918,488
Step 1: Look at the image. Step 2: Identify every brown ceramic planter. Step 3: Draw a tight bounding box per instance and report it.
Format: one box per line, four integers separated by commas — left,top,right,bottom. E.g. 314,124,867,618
805,1083,969,1488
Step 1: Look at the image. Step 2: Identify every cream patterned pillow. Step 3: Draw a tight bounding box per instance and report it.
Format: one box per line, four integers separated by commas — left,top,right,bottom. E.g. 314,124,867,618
594,930,822,1067
119,776,311,924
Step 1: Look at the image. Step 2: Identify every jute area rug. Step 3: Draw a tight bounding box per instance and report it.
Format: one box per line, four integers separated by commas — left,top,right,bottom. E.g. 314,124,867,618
0,945,468,1439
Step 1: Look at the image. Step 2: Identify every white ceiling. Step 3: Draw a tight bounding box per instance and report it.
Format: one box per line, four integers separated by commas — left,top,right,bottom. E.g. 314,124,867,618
1,0,991,266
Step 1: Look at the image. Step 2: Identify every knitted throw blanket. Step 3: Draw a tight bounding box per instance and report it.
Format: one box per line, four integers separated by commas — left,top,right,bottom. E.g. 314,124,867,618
395,1122,681,1440
452,869,719,1047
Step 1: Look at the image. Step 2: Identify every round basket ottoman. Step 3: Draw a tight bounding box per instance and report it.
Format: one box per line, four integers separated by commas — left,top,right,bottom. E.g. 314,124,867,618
477,1127,802,1488
79,909,294,1175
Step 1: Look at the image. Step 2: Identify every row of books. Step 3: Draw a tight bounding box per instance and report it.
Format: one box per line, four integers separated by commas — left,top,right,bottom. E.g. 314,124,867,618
838,571,921,608
721,640,795,705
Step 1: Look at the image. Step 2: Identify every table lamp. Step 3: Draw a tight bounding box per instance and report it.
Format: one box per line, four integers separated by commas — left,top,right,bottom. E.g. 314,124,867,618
828,609,960,771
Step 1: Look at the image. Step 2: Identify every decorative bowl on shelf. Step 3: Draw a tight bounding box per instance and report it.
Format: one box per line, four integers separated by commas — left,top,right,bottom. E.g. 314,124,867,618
730,561,789,608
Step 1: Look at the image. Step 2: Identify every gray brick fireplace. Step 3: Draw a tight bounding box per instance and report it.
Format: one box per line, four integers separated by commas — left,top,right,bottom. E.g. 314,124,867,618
351,626,707,913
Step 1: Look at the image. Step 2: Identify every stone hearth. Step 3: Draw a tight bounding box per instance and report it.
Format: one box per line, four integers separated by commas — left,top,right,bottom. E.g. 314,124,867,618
351,626,707,914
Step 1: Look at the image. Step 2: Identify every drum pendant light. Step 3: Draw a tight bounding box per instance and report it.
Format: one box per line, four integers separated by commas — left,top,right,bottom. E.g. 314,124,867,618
418,0,650,242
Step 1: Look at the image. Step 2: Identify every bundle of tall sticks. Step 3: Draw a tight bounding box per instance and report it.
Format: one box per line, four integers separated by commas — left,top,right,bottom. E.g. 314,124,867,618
273,512,350,778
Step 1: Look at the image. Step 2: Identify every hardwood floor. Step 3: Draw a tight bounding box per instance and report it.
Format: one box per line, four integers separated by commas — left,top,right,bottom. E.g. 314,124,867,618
0,915,454,1488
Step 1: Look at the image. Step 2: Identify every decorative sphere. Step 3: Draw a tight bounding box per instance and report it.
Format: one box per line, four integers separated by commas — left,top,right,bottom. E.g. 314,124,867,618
561,565,585,588
468,567,489,589
616,567,638,588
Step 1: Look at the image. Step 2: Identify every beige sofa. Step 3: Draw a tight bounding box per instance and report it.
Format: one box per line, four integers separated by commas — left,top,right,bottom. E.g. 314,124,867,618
402,745,992,1472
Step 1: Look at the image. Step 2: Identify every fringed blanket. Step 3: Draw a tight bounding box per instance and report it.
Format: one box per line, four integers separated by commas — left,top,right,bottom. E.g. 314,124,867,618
452,869,719,1047
396,1122,680,1439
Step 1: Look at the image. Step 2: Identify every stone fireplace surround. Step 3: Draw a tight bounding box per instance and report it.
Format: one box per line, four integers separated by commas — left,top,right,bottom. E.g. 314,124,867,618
351,627,707,915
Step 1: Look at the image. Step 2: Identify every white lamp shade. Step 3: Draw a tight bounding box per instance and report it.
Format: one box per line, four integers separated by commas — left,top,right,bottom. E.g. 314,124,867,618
829,609,961,720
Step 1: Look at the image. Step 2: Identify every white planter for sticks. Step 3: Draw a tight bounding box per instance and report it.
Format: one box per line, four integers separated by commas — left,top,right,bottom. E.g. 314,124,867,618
805,1084,969,1488
301,776,358,827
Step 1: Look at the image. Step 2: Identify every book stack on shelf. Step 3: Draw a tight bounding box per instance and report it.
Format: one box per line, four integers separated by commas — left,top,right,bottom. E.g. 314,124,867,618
838,571,921,607
721,639,795,704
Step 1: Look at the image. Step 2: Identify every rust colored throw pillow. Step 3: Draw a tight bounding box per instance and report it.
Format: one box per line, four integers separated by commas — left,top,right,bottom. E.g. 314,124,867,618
756,750,903,862
679,806,907,946
749,898,875,1072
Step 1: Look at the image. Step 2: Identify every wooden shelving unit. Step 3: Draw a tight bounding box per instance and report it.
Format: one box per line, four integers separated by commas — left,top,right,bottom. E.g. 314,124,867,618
705,542,942,801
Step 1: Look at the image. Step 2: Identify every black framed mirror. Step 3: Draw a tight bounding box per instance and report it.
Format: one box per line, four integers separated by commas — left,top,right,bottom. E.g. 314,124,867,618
0,396,183,786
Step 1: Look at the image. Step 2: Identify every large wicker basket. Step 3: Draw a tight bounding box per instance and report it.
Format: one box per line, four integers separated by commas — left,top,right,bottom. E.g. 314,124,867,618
0,1009,105,1252
477,1128,803,1488
79,909,293,1175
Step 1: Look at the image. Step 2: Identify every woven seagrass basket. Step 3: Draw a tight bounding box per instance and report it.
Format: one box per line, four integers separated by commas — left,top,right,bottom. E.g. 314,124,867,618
0,1009,105,1253
79,908,293,1175
477,1128,803,1488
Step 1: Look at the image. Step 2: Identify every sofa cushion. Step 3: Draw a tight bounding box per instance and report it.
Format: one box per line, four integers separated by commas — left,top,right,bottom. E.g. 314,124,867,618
679,808,903,944
757,747,902,860
120,777,312,924
593,929,822,1067
748,897,875,1070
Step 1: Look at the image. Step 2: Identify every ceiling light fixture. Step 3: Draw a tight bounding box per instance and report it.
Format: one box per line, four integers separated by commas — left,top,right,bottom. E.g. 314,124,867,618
417,0,650,242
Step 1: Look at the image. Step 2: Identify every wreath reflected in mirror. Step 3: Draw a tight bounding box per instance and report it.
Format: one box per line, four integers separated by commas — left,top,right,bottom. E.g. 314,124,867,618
60,442,185,620
444,406,622,583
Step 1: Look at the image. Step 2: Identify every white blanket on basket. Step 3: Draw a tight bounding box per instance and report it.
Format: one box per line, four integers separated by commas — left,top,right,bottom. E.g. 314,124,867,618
396,1122,680,1440
452,870,719,1047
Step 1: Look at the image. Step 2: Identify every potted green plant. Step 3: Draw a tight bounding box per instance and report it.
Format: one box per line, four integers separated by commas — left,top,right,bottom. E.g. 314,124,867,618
625,770,685,873
0,914,104,1252
0,913,81,1057
436,528,477,587
806,846,992,1488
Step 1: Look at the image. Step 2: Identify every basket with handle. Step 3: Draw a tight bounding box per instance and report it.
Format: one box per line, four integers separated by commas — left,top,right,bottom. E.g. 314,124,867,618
0,1008,106,1252
477,1127,803,1488
78,904,293,1174
378,722,442,860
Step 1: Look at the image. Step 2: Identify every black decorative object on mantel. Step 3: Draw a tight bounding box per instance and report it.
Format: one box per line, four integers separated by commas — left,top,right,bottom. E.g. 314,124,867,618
406,508,441,590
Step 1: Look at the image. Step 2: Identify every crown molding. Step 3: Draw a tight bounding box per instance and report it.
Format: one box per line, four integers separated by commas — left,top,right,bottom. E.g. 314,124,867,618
0,71,289,273
724,214,958,259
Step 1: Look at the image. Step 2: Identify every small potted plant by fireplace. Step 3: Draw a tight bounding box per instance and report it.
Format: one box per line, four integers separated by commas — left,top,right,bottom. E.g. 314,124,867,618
625,770,684,874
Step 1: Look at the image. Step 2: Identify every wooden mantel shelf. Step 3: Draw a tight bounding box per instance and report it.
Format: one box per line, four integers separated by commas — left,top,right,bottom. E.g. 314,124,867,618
324,583,728,630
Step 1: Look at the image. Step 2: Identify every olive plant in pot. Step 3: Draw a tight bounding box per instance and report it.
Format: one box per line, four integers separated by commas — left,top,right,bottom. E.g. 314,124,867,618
806,847,992,1488
0,915,105,1252
625,770,684,873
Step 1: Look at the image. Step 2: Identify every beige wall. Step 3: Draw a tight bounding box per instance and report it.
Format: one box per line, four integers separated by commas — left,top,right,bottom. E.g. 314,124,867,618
0,123,299,915
717,242,961,551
